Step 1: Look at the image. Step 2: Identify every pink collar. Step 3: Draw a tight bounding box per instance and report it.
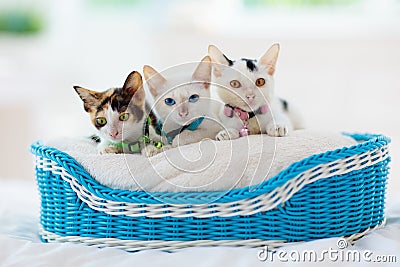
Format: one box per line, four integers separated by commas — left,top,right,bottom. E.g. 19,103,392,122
224,104,269,121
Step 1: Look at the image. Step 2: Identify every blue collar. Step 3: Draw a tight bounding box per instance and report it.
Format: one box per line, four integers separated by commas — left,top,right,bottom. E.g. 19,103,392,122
155,116,205,144
185,116,205,131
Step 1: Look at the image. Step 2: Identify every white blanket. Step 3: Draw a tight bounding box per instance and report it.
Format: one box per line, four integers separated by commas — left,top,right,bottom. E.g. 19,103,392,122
45,130,356,192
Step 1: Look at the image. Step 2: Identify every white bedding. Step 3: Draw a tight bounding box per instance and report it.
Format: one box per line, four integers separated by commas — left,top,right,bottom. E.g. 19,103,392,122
0,179,399,266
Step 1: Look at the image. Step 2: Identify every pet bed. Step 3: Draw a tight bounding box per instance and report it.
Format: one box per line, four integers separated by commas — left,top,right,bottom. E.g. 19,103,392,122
31,131,390,251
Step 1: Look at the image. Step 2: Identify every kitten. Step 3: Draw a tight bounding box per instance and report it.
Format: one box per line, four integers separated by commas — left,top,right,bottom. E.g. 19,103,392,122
208,44,302,140
143,56,220,147
74,71,161,156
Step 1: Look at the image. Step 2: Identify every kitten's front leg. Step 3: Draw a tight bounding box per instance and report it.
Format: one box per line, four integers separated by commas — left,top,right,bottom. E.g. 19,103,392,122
172,131,196,147
215,128,240,141
97,140,122,154
172,129,215,147
99,145,122,154
265,111,292,137
266,123,289,137
141,144,171,157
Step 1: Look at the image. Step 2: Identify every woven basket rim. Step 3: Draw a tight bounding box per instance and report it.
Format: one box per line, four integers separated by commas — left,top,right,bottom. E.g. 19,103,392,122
30,133,390,204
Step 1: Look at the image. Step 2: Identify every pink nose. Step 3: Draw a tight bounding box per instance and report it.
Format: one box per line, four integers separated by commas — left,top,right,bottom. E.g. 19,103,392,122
109,131,119,138
246,95,255,102
179,111,189,118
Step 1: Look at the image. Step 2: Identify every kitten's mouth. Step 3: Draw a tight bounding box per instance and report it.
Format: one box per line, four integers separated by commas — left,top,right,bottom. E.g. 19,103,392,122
178,118,192,125
109,135,122,142
177,116,199,125
236,101,258,112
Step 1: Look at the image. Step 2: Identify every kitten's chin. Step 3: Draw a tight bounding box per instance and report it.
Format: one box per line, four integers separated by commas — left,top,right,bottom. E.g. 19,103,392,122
236,101,262,112
110,136,122,142
103,133,123,142
175,116,199,126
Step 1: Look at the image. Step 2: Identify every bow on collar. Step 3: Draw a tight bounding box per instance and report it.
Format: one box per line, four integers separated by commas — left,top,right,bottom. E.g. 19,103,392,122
224,104,268,121
155,116,205,144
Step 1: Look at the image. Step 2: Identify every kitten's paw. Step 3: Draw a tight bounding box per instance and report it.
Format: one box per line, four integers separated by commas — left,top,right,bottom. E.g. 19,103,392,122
215,128,240,141
266,123,289,137
172,138,180,148
141,145,163,157
171,131,192,147
99,146,121,154
161,144,173,151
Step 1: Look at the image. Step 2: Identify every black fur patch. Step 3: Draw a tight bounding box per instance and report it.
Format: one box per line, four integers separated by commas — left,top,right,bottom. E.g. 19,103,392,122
97,96,110,112
280,99,289,111
89,134,101,143
241,58,258,72
110,88,131,113
223,54,234,66
148,109,158,127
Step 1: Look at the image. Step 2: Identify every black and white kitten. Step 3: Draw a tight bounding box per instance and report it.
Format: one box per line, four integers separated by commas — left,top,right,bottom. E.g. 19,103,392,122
208,44,303,140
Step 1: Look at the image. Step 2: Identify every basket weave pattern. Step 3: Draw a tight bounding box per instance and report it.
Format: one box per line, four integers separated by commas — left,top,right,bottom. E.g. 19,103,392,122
31,134,390,251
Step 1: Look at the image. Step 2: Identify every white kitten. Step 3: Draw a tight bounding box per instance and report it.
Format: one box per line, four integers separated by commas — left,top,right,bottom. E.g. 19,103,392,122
143,56,221,147
208,44,303,140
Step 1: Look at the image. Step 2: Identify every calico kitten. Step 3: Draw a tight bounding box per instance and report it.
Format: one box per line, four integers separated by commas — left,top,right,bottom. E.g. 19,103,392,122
143,56,220,147
208,44,302,140
74,71,161,156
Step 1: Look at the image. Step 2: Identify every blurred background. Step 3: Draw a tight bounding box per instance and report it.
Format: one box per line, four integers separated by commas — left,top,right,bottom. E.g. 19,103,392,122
0,0,399,199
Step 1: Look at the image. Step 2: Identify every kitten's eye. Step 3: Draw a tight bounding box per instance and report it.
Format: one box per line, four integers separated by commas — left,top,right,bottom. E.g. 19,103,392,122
255,78,265,87
230,80,241,88
164,98,176,106
188,94,199,103
119,113,129,121
95,117,107,127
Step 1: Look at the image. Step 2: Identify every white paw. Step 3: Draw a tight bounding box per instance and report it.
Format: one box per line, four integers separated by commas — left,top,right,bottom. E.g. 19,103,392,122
141,145,164,157
215,128,240,141
172,138,180,148
266,123,289,137
141,145,158,157
161,144,173,151
99,146,121,154
171,132,192,147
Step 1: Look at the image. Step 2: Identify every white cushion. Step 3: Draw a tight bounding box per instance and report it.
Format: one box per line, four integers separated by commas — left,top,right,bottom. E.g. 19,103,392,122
45,130,356,192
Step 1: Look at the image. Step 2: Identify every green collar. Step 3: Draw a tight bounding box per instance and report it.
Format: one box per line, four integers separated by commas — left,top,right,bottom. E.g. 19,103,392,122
110,116,163,153
111,140,141,153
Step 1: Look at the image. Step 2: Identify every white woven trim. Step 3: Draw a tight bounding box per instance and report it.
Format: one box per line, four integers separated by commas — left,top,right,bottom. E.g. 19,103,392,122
35,146,389,218
38,220,385,252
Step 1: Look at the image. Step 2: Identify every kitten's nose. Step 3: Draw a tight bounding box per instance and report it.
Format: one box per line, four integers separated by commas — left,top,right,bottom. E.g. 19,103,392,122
179,110,189,118
246,94,255,102
109,131,119,138
179,105,189,118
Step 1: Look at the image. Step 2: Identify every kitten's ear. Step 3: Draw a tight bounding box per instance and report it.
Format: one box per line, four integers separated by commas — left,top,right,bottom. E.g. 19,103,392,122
192,56,211,89
73,86,100,112
122,71,143,97
122,71,145,106
259,43,280,76
208,45,233,77
143,65,167,98
131,86,145,106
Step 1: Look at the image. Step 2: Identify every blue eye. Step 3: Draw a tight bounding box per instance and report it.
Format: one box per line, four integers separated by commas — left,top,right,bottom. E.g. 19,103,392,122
164,98,176,106
189,94,199,103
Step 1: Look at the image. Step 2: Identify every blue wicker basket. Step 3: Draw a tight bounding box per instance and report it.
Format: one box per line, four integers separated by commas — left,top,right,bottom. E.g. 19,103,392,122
31,133,390,252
